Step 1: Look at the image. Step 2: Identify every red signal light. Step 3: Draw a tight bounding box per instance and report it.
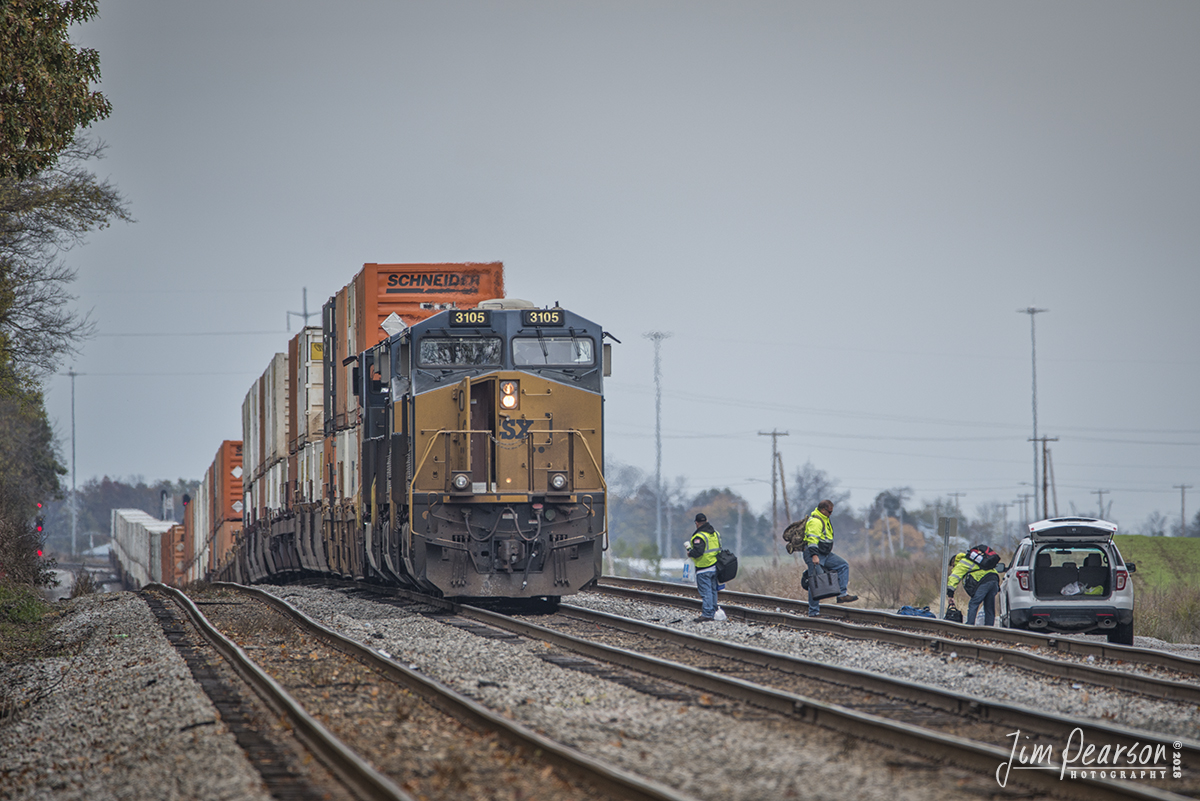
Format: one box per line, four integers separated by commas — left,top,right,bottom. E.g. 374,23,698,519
35,515,44,533
37,549,43,558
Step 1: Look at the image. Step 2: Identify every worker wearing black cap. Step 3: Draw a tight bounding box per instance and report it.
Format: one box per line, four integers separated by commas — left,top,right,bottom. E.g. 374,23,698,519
686,512,722,622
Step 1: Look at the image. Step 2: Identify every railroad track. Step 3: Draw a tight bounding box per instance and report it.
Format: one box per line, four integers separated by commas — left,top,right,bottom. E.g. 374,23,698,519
261,581,1194,801
599,576,1200,675
178,582,698,801
143,586,395,801
592,577,1200,704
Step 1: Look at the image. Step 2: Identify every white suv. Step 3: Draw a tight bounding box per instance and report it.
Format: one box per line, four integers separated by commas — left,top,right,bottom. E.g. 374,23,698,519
998,517,1136,645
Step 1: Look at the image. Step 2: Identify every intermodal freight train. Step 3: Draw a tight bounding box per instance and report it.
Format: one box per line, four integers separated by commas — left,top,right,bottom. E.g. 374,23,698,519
114,263,612,606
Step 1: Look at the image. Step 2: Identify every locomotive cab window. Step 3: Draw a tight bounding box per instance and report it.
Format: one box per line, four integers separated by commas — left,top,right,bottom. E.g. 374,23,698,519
419,337,502,367
513,336,594,366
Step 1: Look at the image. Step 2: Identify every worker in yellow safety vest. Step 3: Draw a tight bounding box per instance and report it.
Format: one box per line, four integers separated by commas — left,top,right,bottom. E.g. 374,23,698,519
803,500,857,617
685,513,722,622
946,547,1001,625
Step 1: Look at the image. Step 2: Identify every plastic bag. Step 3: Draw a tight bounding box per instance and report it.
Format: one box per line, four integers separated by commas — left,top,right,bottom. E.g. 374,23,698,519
714,608,727,622
1061,581,1083,596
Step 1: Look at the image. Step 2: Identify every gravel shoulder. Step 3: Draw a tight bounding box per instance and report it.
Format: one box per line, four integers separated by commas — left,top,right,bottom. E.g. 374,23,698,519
0,592,273,801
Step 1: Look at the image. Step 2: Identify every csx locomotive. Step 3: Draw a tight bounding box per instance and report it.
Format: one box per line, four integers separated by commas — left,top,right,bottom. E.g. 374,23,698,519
352,301,611,601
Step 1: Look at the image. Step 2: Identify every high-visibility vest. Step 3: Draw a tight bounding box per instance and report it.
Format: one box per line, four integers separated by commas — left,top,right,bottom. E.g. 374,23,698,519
689,527,722,569
803,509,833,549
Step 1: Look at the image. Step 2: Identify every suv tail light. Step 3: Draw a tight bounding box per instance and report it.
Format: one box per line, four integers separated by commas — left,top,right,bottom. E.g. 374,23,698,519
1115,569,1128,591
1016,568,1030,591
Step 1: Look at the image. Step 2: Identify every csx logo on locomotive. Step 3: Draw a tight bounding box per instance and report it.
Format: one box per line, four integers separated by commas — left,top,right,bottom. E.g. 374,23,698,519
499,418,535,440
386,272,482,293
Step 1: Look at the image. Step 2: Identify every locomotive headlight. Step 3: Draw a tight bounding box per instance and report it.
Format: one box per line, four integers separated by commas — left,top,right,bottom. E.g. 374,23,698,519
549,472,568,491
500,380,519,409
451,471,472,492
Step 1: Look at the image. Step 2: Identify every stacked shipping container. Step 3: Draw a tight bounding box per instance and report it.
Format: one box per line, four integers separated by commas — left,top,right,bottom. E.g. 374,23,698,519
110,509,175,589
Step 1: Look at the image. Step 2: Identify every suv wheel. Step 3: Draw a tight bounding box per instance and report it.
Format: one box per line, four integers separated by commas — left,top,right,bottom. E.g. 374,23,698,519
1107,621,1134,646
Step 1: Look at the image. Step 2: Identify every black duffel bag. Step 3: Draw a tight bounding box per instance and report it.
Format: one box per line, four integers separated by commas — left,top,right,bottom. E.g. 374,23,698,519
715,549,738,583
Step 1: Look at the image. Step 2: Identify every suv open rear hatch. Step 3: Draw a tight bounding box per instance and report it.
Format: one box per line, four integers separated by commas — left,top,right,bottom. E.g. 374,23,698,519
1029,517,1117,543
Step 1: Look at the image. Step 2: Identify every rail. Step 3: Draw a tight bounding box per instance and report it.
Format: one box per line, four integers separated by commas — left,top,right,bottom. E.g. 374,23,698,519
147,584,413,801
592,579,1200,705
600,576,1200,679
451,602,1185,801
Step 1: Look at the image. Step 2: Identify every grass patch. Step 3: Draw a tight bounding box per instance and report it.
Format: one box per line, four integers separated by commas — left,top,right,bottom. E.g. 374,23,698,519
1112,535,1200,591
0,582,60,663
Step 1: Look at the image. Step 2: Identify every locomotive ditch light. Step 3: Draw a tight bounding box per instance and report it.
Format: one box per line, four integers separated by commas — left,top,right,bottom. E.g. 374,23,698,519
548,472,568,492
451,471,472,493
500,380,519,410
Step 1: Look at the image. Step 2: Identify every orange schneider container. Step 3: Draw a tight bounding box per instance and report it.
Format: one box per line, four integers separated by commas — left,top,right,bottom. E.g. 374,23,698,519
324,262,505,435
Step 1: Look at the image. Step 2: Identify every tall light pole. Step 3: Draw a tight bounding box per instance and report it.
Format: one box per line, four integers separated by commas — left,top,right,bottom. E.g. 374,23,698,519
1018,307,1048,518
644,331,671,557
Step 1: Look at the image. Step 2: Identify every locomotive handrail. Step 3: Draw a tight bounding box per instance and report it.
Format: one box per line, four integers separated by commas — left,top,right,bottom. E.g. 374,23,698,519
409,427,608,552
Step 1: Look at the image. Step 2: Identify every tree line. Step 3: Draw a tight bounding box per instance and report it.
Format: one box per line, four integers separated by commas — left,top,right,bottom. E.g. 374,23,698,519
1,1,129,585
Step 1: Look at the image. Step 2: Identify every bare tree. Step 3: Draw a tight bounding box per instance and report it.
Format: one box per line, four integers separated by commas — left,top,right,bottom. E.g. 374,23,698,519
787,461,850,520
0,138,130,378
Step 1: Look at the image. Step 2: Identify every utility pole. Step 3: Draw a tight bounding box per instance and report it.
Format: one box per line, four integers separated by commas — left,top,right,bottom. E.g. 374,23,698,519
68,369,83,557
998,501,1015,548
758,430,789,560
1174,485,1192,536
287,287,318,331
644,332,672,558
1029,435,1059,519
1018,307,1049,517
1016,493,1033,533
947,492,965,517
1091,489,1109,520
776,452,790,523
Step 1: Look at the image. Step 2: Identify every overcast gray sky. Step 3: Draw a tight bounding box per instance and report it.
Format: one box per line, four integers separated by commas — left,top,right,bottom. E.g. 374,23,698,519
47,1,1199,533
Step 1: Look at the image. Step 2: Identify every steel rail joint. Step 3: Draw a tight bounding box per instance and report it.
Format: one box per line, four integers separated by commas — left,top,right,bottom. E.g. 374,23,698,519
146,584,413,801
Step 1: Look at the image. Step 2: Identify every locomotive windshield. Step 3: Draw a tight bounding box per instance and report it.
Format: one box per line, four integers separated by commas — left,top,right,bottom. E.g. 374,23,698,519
419,336,502,366
513,336,594,366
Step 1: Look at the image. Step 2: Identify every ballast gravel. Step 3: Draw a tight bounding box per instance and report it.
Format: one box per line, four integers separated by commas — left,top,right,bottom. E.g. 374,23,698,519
263,585,1040,801
0,592,272,801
